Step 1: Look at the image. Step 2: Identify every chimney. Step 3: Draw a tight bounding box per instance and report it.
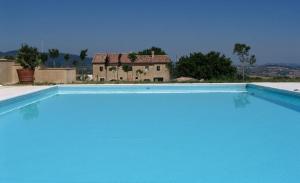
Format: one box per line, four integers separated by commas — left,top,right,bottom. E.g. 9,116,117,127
151,51,155,58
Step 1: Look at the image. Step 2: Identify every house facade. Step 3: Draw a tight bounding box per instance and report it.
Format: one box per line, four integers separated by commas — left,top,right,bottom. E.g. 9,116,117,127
92,52,171,82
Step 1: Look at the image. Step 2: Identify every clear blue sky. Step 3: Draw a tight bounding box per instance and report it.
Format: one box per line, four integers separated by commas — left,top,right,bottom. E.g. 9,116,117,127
1,0,300,64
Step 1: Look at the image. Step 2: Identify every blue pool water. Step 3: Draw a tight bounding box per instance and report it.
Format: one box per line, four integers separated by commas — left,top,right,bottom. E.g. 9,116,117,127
1,84,300,183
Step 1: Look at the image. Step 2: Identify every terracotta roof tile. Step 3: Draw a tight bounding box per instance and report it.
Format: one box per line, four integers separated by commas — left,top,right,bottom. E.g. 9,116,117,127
92,53,171,64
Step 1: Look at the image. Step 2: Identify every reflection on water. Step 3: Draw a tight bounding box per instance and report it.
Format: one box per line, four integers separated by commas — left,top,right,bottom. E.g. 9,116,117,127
234,93,250,108
19,103,40,120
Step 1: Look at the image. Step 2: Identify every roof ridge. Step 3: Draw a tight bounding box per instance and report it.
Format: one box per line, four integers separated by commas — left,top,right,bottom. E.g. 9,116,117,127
95,52,129,55
95,53,168,56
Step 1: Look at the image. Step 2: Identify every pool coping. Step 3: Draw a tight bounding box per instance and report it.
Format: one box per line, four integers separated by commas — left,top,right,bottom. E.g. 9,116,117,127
248,84,300,98
246,84,300,112
0,83,300,116
0,83,299,103
0,83,246,102
252,82,300,93
0,84,246,115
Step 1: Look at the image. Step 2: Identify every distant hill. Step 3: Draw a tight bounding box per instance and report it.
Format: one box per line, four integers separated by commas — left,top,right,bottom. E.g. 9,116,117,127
0,50,18,57
0,50,92,70
248,63,300,77
261,63,300,69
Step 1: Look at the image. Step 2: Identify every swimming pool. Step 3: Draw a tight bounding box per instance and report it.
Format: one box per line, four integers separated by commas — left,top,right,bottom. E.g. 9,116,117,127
1,84,300,183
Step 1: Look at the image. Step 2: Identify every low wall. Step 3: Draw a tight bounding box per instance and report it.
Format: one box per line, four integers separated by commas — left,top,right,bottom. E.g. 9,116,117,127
0,60,76,84
35,68,76,84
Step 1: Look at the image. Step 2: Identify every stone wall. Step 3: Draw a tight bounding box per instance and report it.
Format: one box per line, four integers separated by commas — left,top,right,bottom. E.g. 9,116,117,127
93,64,170,82
35,68,76,84
0,60,76,84
0,60,22,85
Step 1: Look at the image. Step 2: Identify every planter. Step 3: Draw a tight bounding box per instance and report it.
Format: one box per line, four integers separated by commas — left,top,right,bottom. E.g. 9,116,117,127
17,69,35,84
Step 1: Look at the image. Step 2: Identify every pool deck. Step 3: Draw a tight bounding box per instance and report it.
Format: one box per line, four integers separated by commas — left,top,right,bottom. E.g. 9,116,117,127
252,82,300,92
0,85,53,101
0,83,299,101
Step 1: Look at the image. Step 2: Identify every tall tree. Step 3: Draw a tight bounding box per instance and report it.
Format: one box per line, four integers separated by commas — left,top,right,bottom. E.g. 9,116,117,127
79,49,88,80
40,53,48,67
138,47,167,55
72,60,78,67
64,54,70,67
105,55,110,81
80,49,88,61
127,53,136,81
48,49,59,67
233,43,256,81
117,53,122,81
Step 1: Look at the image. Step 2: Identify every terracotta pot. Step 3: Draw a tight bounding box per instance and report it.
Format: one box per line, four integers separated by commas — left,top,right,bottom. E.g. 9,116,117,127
17,69,35,84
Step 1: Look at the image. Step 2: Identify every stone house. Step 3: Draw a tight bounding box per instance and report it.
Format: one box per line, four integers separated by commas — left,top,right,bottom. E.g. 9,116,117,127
92,52,171,82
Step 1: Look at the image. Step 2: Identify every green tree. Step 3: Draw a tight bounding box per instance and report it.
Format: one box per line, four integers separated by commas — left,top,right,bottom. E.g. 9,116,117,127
138,47,167,55
127,53,137,81
72,60,78,67
16,44,40,70
79,49,88,80
174,51,237,80
48,49,59,67
80,49,88,61
40,53,48,67
64,54,70,66
128,52,137,62
122,64,132,80
105,55,110,81
233,43,256,81
117,53,122,81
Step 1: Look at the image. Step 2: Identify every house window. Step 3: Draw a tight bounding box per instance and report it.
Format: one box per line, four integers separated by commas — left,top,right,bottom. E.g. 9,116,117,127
100,66,103,71
136,77,138,80
145,66,149,71
156,66,161,71
100,78,105,81
120,77,123,80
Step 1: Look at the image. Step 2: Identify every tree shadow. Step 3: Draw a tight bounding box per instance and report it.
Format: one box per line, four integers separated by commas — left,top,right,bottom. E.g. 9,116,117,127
234,93,250,108
19,102,40,121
